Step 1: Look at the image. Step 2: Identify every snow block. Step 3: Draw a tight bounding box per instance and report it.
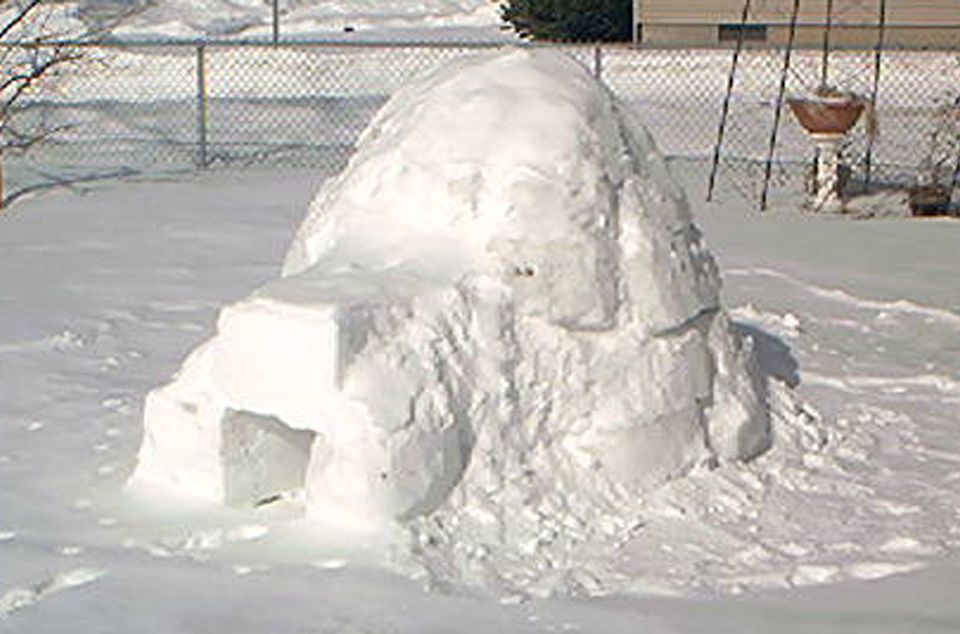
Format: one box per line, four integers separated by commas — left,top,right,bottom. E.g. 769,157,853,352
213,298,341,423
131,342,224,501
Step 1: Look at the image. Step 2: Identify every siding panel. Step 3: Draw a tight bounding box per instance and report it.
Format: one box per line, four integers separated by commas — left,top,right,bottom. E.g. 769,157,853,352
638,0,960,26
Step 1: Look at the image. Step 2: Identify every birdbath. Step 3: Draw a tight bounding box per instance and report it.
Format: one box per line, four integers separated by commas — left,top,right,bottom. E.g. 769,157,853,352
787,91,865,211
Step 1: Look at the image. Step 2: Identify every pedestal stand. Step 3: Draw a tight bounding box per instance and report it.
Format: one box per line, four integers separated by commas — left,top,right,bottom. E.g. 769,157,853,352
810,132,846,212
787,95,865,213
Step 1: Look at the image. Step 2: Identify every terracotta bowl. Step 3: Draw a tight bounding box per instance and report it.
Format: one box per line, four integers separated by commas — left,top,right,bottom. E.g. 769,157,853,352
787,97,865,135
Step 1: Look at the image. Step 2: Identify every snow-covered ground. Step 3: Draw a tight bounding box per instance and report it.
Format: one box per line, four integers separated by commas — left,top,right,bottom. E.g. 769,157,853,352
1,154,959,630
2,1,959,626
82,0,506,41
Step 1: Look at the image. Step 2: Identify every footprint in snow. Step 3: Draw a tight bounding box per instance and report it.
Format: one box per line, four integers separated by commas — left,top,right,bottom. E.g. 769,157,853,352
232,564,271,576
871,499,922,517
789,564,840,587
0,568,106,618
878,536,939,556
101,398,131,415
0,531,15,543
845,561,924,581
121,538,172,559
100,356,122,371
173,524,270,553
311,558,348,571
826,541,862,554
126,527,271,563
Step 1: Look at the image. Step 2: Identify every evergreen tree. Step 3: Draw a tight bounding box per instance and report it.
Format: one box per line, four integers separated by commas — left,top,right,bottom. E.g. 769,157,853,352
501,0,632,42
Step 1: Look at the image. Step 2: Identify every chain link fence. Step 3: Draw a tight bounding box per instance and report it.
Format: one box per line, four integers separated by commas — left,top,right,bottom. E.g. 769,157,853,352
5,39,959,207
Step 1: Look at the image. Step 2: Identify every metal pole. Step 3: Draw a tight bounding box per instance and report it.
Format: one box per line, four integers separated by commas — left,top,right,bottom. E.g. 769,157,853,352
820,0,834,87
759,0,801,211
632,0,639,45
951,94,960,206
864,0,887,188
272,0,280,44
707,0,752,202
196,44,208,169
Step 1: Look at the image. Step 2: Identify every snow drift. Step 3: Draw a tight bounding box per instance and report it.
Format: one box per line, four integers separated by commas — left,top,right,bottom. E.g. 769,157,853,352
130,49,770,585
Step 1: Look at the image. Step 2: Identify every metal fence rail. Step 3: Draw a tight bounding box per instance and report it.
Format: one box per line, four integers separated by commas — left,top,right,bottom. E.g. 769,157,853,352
5,40,959,206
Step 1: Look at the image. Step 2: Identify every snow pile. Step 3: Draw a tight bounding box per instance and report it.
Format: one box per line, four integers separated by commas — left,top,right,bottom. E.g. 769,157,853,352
130,49,770,595
100,0,502,39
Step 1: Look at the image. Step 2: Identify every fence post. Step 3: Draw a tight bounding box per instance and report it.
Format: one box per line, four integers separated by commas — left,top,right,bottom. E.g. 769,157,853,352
196,44,208,169
760,0,802,212
272,0,280,44
951,95,960,205
593,45,603,81
864,0,887,189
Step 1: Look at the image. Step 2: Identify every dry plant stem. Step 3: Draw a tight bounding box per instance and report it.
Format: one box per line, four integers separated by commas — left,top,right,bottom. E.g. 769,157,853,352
0,0,131,206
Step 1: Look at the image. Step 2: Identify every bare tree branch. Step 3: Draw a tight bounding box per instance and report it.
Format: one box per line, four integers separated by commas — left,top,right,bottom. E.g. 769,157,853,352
0,0,42,42
0,1,126,159
4,118,74,151
0,49,82,124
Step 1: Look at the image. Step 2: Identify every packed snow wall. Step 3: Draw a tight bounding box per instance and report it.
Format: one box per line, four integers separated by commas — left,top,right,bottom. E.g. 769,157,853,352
131,50,769,538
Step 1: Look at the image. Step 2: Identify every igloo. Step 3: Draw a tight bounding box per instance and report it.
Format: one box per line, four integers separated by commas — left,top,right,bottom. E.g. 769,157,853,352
130,50,769,533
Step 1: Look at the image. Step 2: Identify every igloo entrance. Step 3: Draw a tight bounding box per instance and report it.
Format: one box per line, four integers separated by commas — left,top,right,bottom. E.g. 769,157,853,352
221,410,314,508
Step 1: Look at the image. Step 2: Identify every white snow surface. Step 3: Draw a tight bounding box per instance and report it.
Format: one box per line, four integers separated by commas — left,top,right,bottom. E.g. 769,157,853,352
129,50,770,594
2,22,960,632
3,157,960,631
100,0,503,40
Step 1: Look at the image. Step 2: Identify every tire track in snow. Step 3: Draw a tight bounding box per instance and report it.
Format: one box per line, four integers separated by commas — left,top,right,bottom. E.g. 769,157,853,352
801,371,960,398
726,267,960,330
0,568,106,619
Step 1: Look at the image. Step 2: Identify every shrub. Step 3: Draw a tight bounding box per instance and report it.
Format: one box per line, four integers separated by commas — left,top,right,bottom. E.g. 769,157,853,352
500,0,633,42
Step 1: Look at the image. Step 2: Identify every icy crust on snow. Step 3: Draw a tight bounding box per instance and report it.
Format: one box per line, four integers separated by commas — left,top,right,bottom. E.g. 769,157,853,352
131,50,770,592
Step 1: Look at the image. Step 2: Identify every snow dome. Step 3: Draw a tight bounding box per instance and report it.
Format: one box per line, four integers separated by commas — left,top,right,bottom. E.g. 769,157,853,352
131,50,769,540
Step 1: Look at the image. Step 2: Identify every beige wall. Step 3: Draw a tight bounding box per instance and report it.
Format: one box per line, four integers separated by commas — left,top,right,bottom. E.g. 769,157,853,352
637,0,960,26
634,0,960,48
640,23,960,48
